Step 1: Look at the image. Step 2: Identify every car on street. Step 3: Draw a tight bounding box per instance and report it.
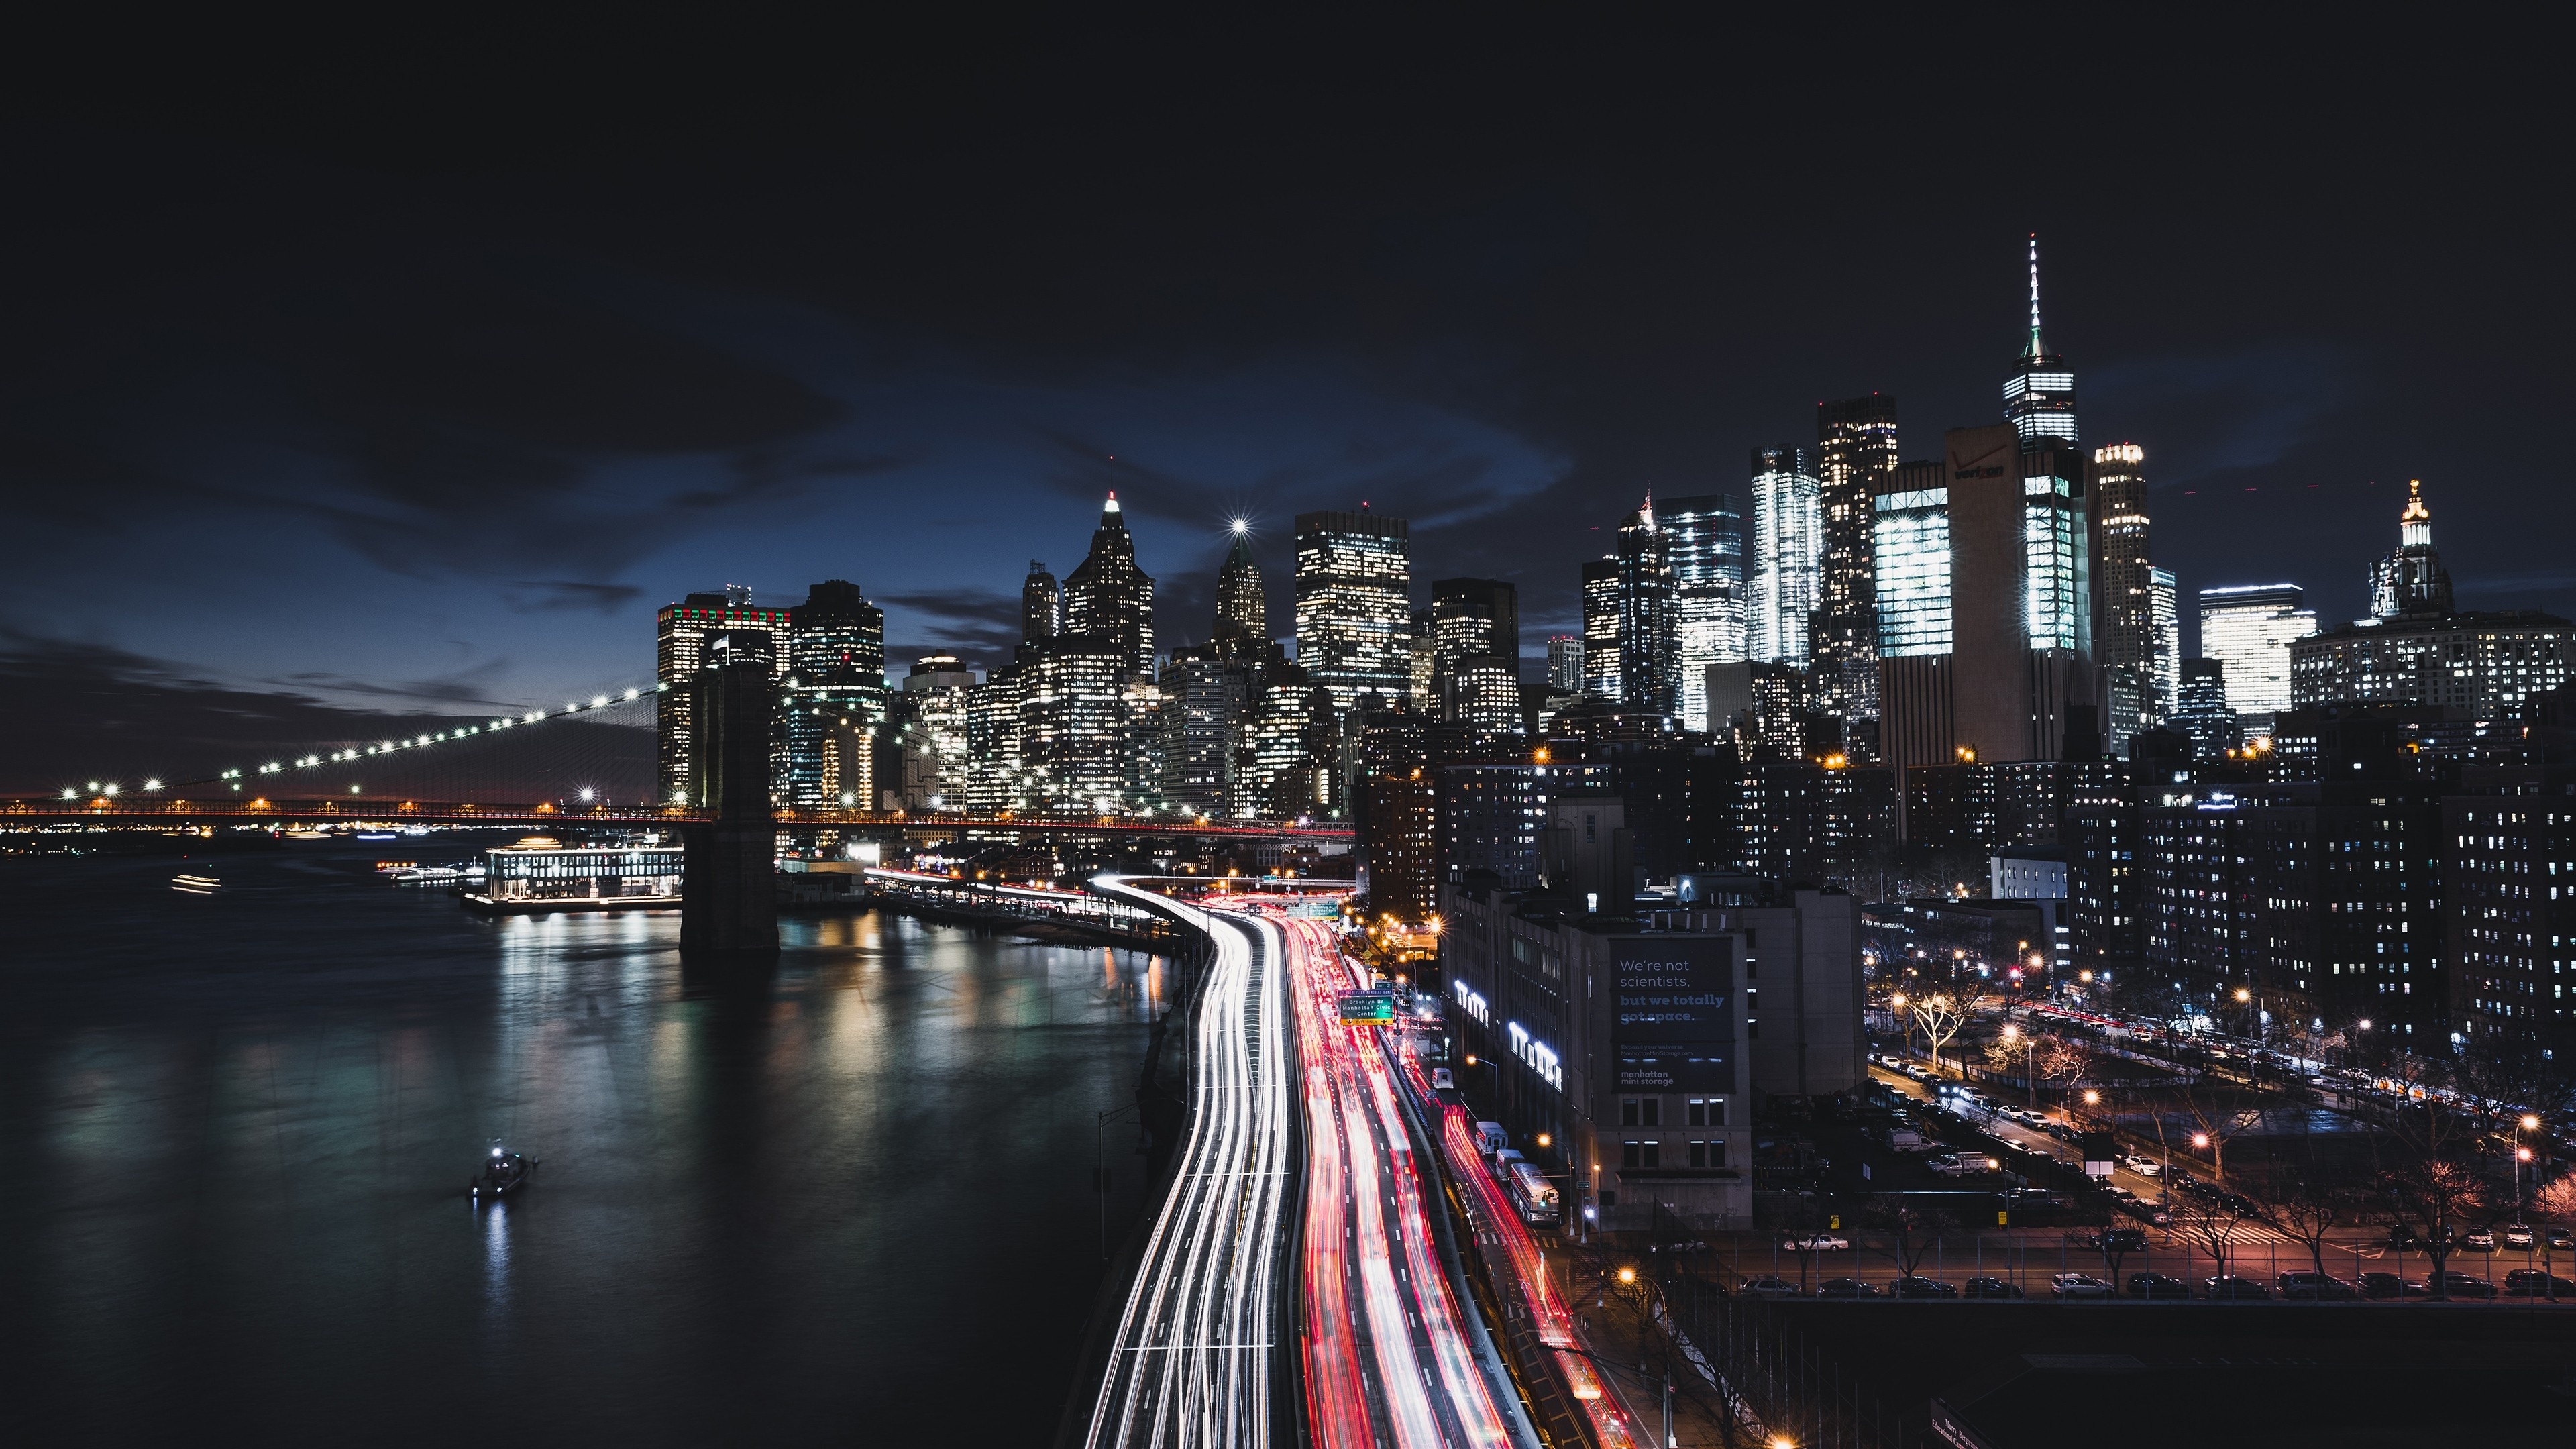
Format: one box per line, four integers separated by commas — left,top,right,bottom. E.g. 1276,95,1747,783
2422,1271,2498,1299
1781,1233,1850,1252
1962,1276,2025,1299
1430,1068,1454,1091
1817,1277,1883,1299
2505,1269,2576,1297
2121,1155,2163,1177
2384,1226,2435,1251
2050,1273,2114,1299
2104,1185,2140,1204
2501,1223,2536,1250
2083,1227,2149,1253
2357,1271,2428,1300
2275,1271,2359,1301
2202,1276,2271,1299
2120,1199,2174,1228
2548,1227,2575,1252
1891,1275,1958,1298
1737,1276,1804,1300
2126,1273,2192,1299
2459,1228,2497,1252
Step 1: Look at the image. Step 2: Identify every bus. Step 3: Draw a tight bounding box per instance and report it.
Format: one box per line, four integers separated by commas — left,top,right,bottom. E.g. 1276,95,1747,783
1505,1159,1561,1226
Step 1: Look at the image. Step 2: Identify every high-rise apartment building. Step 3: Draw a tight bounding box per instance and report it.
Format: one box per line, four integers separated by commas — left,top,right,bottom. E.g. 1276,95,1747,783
1061,494,1156,677
655,589,792,804
1616,499,1680,715
1021,560,1061,645
780,579,889,809
2003,236,2078,447
1813,396,1898,724
2149,567,2180,719
1748,449,1822,667
1430,578,1523,733
1212,524,1269,657
2198,584,2314,724
1662,492,1747,733
2090,443,2159,720
1293,509,1413,715
1581,559,1622,702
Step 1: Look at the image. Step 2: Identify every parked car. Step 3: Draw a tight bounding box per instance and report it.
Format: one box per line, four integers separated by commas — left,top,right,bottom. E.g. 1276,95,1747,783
2121,1155,2163,1177
1962,1276,2025,1299
2501,1223,2537,1250
1782,1233,1851,1252
2357,1271,2428,1300
1737,1275,1804,1300
2104,1185,2140,1204
2126,1273,2193,1300
1891,1275,1958,1299
2461,1228,2498,1252
2121,1199,2175,1228
2050,1273,2115,1299
2423,1271,2498,1299
1817,1277,1884,1299
2202,1276,2272,1300
2549,1226,2576,1252
2275,1271,2359,1301
2505,1269,2576,1297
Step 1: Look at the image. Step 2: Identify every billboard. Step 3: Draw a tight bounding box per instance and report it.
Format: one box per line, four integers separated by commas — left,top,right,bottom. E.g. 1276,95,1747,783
1611,936,1734,1045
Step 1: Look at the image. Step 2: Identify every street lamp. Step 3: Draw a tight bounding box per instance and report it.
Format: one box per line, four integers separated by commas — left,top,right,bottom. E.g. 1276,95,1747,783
2518,1114,2542,1217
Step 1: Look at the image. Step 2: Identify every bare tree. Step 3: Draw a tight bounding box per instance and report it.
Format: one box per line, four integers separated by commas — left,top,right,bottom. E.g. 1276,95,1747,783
2169,1187,2257,1285
2381,1157,2489,1299
1911,983,1989,1081
2255,1173,2358,1280
2534,1173,2576,1222
2171,1075,2265,1186
1867,1195,1959,1281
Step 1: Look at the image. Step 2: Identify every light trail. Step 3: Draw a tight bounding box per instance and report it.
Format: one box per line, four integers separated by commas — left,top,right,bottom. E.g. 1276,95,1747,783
1081,879,1294,1449
1280,911,1513,1449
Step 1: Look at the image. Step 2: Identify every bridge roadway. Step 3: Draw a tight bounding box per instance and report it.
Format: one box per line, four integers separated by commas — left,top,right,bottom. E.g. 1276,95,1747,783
1082,879,1295,1449
5,798,1352,841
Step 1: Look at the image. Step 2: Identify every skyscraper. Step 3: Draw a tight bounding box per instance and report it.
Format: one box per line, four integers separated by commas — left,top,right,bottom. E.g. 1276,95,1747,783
1615,498,1679,714
2371,479,2456,621
1158,647,1250,817
2149,566,2180,721
2198,584,2314,723
1430,578,1523,733
1213,522,1269,655
2090,442,2159,716
655,589,791,804
1748,448,1822,667
1547,635,1585,693
2003,235,2078,447
1021,560,1061,645
2171,657,2241,757
1813,396,1898,724
1061,494,1156,676
1017,634,1129,812
1293,509,1413,715
1660,492,1746,733
1580,559,1621,700
781,579,889,809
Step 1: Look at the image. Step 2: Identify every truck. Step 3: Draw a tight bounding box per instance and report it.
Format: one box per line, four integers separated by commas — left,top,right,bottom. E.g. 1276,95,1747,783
1886,1127,1937,1153
1506,1159,1562,1226
1474,1121,1509,1158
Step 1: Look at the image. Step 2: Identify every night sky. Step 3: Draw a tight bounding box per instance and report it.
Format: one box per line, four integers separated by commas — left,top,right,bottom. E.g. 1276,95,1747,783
2,19,2563,791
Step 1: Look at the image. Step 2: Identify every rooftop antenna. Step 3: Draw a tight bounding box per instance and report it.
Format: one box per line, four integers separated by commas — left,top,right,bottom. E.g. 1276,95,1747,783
2025,233,2045,357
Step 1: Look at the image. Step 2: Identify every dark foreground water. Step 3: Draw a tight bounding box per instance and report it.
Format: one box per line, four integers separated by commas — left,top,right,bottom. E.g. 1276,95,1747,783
0,841,1163,1444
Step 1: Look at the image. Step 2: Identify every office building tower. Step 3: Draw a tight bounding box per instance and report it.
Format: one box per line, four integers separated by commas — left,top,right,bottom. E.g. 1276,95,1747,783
1293,509,1413,716
1212,524,1269,657
1021,561,1061,645
2171,657,2241,757
1430,578,1523,733
1813,396,1898,724
1661,492,1748,733
1872,425,2096,783
655,590,791,804
1251,665,1336,816
1581,559,1622,700
1410,609,1437,712
1121,674,1166,811
2371,479,2456,621
1016,635,1128,812
1616,498,1681,714
2002,235,2078,447
1061,494,1156,677
2199,584,2314,725
1547,635,1585,693
2090,443,2159,712
781,579,890,810
2149,567,2180,720
895,655,976,811
963,663,1024,812
1158,647,1251,817
1748,449,1821,667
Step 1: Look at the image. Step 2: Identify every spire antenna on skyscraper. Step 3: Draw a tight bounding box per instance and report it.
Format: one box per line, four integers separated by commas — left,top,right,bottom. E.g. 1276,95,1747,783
2025,233,2045,358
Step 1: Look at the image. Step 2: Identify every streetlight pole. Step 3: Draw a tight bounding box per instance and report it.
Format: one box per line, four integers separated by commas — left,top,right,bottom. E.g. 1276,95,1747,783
2518,1114,2541,1219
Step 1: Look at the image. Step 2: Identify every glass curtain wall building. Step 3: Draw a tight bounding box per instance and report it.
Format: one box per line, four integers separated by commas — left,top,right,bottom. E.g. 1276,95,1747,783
655,588,792,804
1813,395,1898,724
1581,558,1622,701
1061,494,1157,678
1293,509,1413,715
2090,443,2160,718
782,579,890,810
2198,584,2316,723
1660,492,1746,733
1615,498,1680,715
1430,578,1523,733
1748,448,1822,666
1872,462,1951,659
2150,566,2181,719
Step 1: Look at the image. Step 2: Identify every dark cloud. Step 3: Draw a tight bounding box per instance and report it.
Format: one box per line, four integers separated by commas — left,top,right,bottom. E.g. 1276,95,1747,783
505,581,645,614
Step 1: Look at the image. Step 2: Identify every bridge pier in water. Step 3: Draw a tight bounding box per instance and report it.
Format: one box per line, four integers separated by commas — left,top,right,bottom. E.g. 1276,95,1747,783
679,635,778,963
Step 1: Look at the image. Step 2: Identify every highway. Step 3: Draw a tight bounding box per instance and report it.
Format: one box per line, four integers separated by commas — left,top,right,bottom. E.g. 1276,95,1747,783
1279,912,1519,1449
1081,880,1295,1449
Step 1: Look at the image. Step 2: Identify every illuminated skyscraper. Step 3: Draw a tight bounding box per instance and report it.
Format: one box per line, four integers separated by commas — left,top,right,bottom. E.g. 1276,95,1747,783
1430,578,1522,733
1580,559,1621,700
1212,523,1269,657
1017,634,1129,812
2198,584,2314,724
1748,448,1821,667
1061,494,1156,677
1158,647,1251,817
895,655,975,812
1660,492,1746,733
2149,566,2180,721
1293,509,1413,715
2090,442,2159,717
1813,396,1898,723
2371,479,2456,621
1615,498,1680,714
2003,235,2078,447
781,579,889,810
1021,561,1060,645
1546,635,1584,693
655,589,791,804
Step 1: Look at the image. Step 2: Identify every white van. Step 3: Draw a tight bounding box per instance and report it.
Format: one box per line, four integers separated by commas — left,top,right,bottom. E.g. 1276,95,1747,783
1474,1121,1509,1157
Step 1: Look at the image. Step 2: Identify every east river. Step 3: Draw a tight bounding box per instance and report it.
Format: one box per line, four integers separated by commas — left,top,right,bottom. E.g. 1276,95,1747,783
0,840,1165,1442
